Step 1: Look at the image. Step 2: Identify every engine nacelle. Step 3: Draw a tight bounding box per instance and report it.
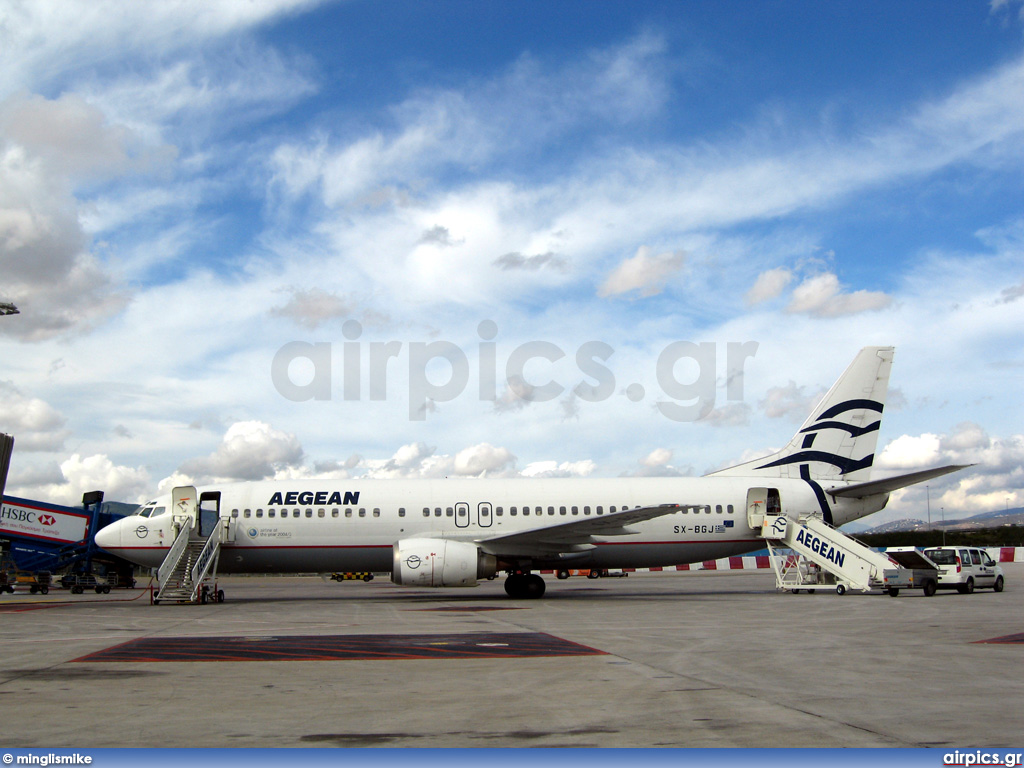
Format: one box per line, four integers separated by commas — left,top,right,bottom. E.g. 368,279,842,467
391,538,497,587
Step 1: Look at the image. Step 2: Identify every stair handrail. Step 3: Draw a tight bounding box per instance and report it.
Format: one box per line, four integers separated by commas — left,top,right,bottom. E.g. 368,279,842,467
189,523,222,599
157,523,192,589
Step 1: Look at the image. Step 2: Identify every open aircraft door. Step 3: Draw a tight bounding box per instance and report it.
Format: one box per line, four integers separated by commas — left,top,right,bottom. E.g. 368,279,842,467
746,487,768,529
199,491,227,541
746,486,781,529
171,486,198,536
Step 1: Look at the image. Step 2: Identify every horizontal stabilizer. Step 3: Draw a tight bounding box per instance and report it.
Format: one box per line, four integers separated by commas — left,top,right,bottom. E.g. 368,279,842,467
826,464,972,499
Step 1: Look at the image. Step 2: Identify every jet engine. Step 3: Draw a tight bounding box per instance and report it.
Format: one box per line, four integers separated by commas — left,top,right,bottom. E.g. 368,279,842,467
391,538,497,587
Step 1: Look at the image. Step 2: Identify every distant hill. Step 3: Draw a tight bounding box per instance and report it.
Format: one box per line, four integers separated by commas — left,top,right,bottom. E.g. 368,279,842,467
860,506,1024,534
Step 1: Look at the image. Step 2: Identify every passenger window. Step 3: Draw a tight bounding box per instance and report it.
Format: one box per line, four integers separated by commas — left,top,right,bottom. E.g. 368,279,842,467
398,507,406,517
447,507,455,517
345,508,353,518
716,505,723,514
434,507,442,517
559,506,567,515
359,508,366,517
596,506,603,515
522,506,530,516
495,506,503,516
256,510,263,518
332,509,339,518
306,509,313,518
243,510,251,518
268,510,275,518
318,509,325,518
422,507,430,517
373,508,380,517
281,510,289,518
584,506,591,515
571,506,579,515
510,506,517,516
727,504,734,514
548,506,555,516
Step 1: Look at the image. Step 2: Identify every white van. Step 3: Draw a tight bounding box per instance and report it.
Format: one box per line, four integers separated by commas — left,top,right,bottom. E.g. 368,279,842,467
922,547,1005,594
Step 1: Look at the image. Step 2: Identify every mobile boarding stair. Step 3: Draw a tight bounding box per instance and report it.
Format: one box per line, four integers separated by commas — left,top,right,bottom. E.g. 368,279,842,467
755,512,938,597
154,486,226,605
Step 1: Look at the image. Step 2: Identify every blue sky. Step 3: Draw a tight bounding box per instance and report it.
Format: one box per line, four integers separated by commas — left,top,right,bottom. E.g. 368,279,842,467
2,0,1024,523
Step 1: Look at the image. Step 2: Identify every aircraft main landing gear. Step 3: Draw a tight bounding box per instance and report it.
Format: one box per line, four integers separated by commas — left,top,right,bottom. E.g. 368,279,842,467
504,572,546,599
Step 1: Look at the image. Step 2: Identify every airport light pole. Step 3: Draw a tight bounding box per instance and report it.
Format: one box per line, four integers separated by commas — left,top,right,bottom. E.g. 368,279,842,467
941,507,945,546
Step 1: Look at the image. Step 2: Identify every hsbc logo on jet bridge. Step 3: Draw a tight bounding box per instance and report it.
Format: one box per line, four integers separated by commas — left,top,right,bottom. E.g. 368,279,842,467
0,498,89,544
267,490,360,506
794,526,847,568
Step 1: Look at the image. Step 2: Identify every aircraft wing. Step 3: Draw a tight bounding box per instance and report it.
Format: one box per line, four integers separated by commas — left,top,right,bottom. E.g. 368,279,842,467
475,503,680,557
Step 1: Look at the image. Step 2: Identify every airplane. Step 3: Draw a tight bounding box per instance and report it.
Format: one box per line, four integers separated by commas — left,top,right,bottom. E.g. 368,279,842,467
94,346,967,599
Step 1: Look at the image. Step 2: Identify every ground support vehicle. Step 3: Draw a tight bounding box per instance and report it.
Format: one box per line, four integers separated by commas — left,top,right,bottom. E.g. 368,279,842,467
61,572,113,594
759,514,938,596
554,568,628,580
923,546,1005,593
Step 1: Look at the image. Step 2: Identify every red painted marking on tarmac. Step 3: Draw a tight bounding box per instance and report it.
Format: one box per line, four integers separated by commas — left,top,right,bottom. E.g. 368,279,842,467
72,632,608,662
973,632,1024,644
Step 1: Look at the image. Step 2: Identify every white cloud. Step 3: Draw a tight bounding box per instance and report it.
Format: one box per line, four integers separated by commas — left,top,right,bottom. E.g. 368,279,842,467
0,381,69,451
745,267,793,306
179,421,304,482
700,402,751,428
785,273,892,317
642,448,673,467
452,443,516,476
877,433,944,470
270,288,354,329
597,246,686,298
874,423,1024,519
0,0,324,100
759,382,825,421
23,453,151,507
0,92,169,339
521,460,596,478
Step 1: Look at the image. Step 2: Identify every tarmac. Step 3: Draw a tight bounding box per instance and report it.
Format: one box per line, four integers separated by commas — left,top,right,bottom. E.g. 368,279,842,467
1,566,1021,748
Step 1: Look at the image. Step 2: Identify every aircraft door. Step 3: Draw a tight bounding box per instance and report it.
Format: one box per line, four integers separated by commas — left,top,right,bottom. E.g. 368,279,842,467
198,491,221,538
172,486,198,535
746,487,768,529
477,502,493,528
198,493,225,540
455,502,470,528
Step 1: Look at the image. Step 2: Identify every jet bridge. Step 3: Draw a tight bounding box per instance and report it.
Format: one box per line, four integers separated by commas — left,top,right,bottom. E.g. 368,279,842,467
756,513,938,596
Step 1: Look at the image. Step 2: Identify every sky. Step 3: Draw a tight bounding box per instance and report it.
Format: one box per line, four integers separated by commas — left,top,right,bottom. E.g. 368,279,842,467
2,0,1024,525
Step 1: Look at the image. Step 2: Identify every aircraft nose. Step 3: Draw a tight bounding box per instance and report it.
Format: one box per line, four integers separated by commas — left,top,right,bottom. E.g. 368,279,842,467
94,519,123,552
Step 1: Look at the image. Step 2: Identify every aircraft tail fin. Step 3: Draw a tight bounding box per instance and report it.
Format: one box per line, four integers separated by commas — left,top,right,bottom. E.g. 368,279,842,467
710,346,893,483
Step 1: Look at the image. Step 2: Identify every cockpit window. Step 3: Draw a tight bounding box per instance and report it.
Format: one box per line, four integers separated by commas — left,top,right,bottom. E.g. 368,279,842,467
134,503,155,517
150,507,166,517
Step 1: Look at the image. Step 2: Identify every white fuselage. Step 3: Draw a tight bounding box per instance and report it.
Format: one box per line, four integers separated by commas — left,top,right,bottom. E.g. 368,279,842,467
95,475,884,574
